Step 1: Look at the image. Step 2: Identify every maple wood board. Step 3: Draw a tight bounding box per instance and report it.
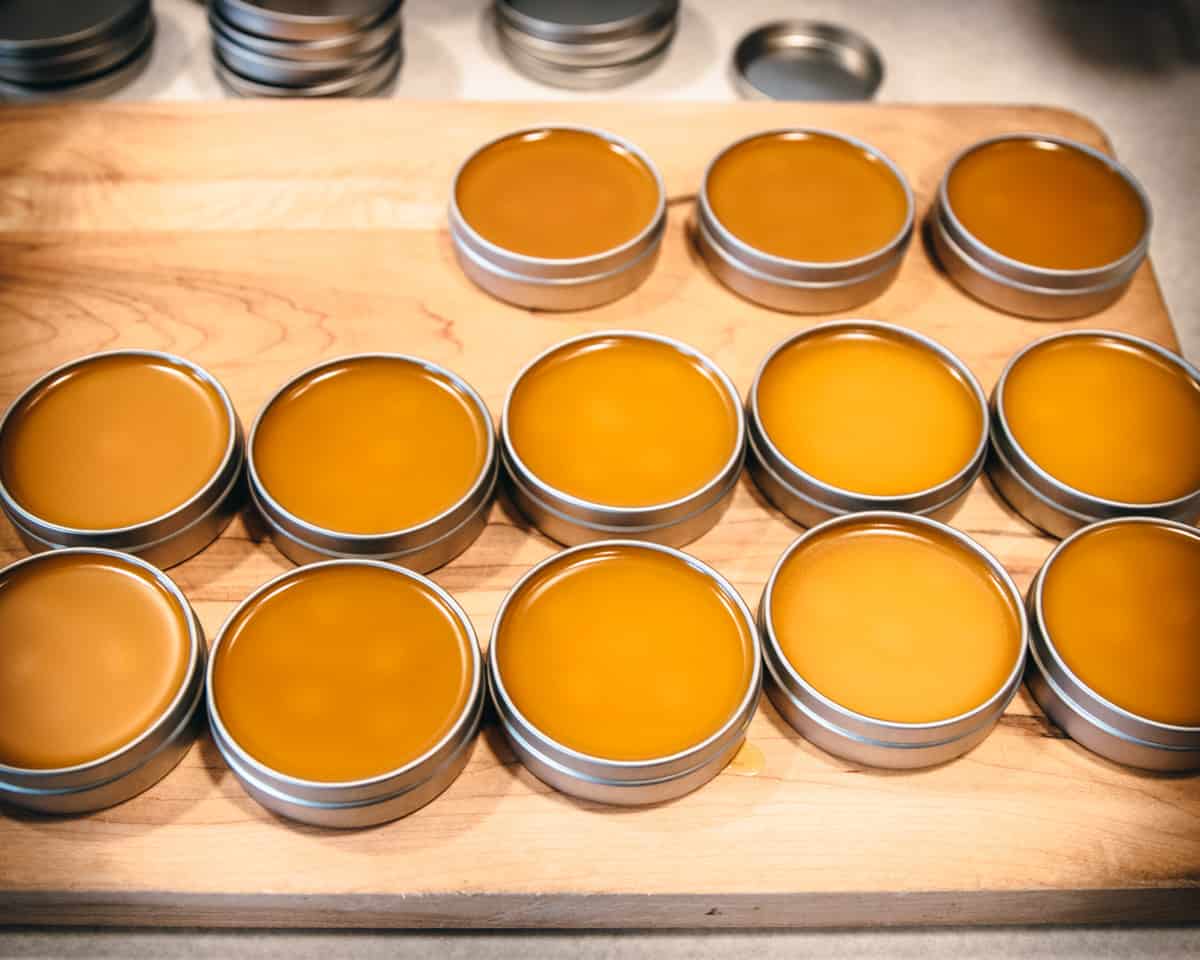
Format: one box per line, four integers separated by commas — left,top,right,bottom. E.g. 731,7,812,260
0,101,1195,930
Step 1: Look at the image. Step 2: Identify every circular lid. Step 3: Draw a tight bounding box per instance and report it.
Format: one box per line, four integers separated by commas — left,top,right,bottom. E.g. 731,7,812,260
733,20,883,101
497,0,678,44
215,0,398,42
0,0,147,59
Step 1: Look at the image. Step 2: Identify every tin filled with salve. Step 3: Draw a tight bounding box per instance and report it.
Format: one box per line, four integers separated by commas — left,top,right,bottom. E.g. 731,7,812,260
760,512,1027,769
0,350,245,569
747,321,988,526
695,129,914,312
494,0,678,90
932,134,1151,319
501,330,745,547
988,330,1200,538
0,549,206,814
1028,518,1200,771
208,560,484,827
449,126,667,310
247,354,497,571
489,540,761,805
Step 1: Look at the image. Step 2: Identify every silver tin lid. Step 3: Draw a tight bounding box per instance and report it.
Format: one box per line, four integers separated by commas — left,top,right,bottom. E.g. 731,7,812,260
746,320,988,527
759,512,1028,769
215,36,401,97
0,5,151,85
0,350,245,569
207,559,484,827
0,548,206,814
488,539,761,805
500,330,745,547
733,21,883,101
987,330,1200,538
210,3,399,63
246,353,496,571
215,0,398,43
1027,517,1200,770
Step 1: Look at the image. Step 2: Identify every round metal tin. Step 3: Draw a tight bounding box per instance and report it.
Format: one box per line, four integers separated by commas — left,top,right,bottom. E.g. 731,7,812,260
449,126,667,310
0,350,245,569
987,330,1200,539
215,0,398,43
733,21,884,101
0,548,206,815
207,560,484,828
695,129,914,313
500,330,745,547
247,354,497,571
215,38,400,97
0,0,148,60
1027,518,1200,772
932,134,1152,320
488,539,762,805
0,20,153,102
747,321,989,527
214,28,382,85
0,6,151,85
209,4,399,63
760,512,1028,769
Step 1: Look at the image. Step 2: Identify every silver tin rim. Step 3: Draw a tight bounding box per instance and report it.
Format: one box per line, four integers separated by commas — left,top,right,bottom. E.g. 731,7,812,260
747,320,989,525
215,0,398,42
0,349,244,567
0,0,149,59
0,20,154,102
760,511,1028,768
500,330,746,544
495,19,674,90
214,35,400,97
988,329,1200,537
213,27,387,84
0,9,152,85
206,558,484,827
1027,516,1200,769
495,0,678,46
488,538,762,805
0,547,205,812
209,4,398,63
246,353,496,570
732,20,884,102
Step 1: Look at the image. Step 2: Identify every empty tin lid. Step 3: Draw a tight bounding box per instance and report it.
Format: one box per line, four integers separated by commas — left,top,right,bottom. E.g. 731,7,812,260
497,0,678,45
734,21,883,101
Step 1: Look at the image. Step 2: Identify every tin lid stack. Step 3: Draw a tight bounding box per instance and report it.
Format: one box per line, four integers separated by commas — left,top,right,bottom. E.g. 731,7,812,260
0,0,155,102
211,0,403,98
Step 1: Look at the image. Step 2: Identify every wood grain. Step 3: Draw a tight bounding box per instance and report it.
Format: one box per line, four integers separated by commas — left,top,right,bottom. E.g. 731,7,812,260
0,101,1195,929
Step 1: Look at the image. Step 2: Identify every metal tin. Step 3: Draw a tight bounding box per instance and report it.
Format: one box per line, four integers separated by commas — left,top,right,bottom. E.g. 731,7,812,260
987,330,1200,538
0,350,244,569
0,18,153,102
215,0,398,43
207,560,484,828
247,354,497,571
747,321,989,527
760,512,1028,769
495,0,677,89
733,20,884,101
0,6,151,85
488,539,762,805
0,0,148,61
500,330,745,547
932,134,1152,320
214,28,383,85
449,126,666,311
695,129,914,313
215,38,400,97
1027,518,1200,772
209,4,399,63
0,549,206,815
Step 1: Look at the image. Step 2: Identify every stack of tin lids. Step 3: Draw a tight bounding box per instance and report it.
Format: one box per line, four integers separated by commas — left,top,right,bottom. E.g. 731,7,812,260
495,0,679,89
0,0,154,102
211,0,403,98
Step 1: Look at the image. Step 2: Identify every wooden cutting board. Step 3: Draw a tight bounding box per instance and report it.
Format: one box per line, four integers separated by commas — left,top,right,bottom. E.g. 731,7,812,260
0,101,1195,929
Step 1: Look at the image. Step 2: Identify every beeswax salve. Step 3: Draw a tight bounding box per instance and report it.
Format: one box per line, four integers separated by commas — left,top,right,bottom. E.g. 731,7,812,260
989,330,1200,537
0,549,205,814
695,129,913,312
0,350,244,568
933,134,1150,319
489,540,760,804
208,560,483,827
450,126,666,309
748,321,988,526
1028,518,1200,771
501,330,744,546
760,512,1026,768
248,354,496,570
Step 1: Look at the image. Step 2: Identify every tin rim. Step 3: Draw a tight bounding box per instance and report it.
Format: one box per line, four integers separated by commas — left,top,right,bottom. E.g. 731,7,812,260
501,329,746,523
698,127,914,276
488,538,762,775
495,0,678,45
0,349,242,543
0,547,202,779
731,20,885,102
992,329,1200,513
938,133,1152,282
748,320,989,512
449,124,667,272
247,353,495,548
760,511,1029,738
209,4,398,61
1031,516,1200,739
206,558,484,793
217,0,396,30
0,0,148,57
